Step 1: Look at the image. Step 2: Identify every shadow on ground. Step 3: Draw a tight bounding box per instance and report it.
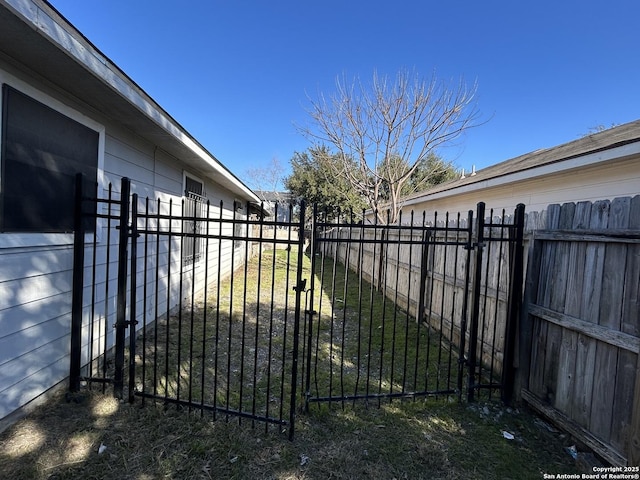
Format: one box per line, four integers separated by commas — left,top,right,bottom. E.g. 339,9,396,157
0,388,581,480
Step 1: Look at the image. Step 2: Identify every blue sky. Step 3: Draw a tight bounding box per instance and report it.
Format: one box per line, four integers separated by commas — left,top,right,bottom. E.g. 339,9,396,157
49,0,640,188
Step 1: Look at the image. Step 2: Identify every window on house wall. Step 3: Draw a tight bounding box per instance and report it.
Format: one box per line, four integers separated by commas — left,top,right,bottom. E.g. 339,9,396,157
1,85,98,233
233,200,246,253
183,174,205,266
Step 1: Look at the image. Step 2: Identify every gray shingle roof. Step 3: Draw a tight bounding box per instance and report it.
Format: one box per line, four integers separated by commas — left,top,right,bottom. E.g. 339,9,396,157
404,119,640,202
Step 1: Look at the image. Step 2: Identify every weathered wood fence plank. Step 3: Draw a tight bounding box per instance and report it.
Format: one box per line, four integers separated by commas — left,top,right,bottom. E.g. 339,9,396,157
566,201,593,426
522,195,640,467
534,203,561,402
624,195,640,465
558,201,590,419
552,203,576,414
591,198,628,445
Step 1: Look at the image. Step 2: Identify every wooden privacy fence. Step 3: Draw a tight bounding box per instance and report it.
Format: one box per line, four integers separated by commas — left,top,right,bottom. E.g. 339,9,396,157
520,195,640,467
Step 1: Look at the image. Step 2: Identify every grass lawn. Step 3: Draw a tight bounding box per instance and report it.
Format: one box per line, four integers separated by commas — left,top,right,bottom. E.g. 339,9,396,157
0,388,580,479
0,247,582,479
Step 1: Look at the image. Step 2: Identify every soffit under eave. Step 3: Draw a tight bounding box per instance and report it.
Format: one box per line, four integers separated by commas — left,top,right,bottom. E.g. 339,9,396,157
0,2,258,202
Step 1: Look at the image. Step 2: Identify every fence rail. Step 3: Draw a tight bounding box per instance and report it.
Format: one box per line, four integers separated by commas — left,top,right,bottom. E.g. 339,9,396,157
520,195,640,467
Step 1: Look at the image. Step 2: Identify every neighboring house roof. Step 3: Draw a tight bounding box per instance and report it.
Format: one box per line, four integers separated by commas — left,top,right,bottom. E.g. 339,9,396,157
252,191,295,219
255,191,295,203
0,0,259,203
401,119,640,208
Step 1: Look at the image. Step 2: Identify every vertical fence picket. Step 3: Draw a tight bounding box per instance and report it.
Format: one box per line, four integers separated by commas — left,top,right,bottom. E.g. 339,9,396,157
457,209,474,399
303,204,318,412
141,197,150,405
200,200,211,415
213,200,224,421
128,193,138,403
288,200,306,440
88,191,99,382
113,177,131,400
152,198,161,401
467,202,486,402
164,199,173,402
502,203,525,403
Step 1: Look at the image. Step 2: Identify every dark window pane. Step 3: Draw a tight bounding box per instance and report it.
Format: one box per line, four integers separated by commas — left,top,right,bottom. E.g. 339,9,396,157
1,85,98,232
183,177,205,265
185,175,203,197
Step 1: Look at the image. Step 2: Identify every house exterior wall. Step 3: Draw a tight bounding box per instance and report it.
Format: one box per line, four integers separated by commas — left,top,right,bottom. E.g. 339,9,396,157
0,58,246,423
398,153,640,224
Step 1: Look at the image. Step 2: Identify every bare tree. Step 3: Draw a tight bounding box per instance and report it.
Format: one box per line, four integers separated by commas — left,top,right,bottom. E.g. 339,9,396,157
244,157,286,203
302,69,479,224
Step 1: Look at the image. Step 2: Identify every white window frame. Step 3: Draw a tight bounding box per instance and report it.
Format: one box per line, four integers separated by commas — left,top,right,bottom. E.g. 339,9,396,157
0,71,105,249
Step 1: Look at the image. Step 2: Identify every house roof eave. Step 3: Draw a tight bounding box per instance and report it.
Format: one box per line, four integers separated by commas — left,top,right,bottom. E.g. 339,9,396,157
402,121,640,208
0,0,259,203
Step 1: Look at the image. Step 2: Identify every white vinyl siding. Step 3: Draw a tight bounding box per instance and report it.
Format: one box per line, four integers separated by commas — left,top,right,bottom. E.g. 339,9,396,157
399,154,640,225
0,73,245,423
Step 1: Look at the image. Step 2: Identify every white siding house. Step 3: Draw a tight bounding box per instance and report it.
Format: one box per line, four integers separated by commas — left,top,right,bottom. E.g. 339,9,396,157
0,0,259,428
398,120,640,222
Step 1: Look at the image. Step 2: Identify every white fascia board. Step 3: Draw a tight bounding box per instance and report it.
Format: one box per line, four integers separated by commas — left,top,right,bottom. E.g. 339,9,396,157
402,140,640,208
6,0,258,203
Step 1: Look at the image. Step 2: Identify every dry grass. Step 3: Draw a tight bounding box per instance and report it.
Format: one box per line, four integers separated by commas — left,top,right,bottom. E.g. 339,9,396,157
0,247,582,479
0,388,580,480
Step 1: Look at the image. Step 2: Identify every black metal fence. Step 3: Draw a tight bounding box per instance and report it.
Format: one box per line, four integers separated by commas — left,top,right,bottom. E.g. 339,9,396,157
70,175,525,439
70,176,306,438
301,203,526,408
132,195,306,434
302,208,472,408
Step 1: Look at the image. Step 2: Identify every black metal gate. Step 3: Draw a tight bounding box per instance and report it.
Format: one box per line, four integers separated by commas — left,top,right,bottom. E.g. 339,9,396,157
69,176,307,438
301,202,526,409
69,175,525,439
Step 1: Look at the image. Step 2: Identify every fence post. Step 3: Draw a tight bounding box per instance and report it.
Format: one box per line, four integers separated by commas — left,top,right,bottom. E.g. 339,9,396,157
69,173,86,393
303,203,317,413
289,201,307,440
416,229,432,328
501,203,525,404
113,177,131,400
467,202,485,402
127,193,139,403
457,209,475,398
